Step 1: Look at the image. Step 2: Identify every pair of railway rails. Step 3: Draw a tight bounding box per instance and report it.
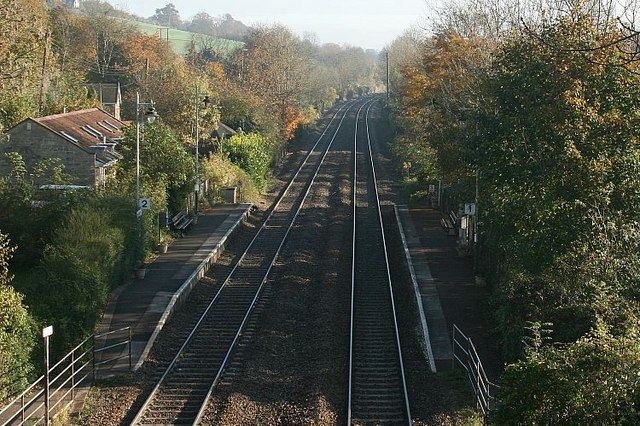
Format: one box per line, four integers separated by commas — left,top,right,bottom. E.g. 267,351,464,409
131,98,411,425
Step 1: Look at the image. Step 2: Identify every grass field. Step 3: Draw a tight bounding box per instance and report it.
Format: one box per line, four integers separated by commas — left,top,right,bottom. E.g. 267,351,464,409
124,19,244,57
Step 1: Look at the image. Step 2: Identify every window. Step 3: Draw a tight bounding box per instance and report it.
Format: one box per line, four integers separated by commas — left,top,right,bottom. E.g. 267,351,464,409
102,120,120,132
97,121,114,133
60,131,80,143
82,125,103,139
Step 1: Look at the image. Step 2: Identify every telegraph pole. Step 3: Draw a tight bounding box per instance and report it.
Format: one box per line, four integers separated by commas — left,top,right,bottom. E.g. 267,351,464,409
38,32,51,114
386,51,390,99
194,84,200,222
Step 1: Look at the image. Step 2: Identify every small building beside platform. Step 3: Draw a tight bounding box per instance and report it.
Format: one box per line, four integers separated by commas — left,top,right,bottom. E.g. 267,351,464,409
0,108,125,187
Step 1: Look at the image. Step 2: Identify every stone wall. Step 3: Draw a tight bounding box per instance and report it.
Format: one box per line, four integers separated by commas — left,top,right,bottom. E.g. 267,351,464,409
0,120,96,186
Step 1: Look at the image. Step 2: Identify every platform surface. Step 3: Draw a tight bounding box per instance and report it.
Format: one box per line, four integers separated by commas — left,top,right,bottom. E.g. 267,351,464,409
396,206,502,378
95,203,252,374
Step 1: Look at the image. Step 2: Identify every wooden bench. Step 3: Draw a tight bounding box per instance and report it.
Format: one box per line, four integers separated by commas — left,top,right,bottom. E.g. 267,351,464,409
441,211,458,236
171,210,193,234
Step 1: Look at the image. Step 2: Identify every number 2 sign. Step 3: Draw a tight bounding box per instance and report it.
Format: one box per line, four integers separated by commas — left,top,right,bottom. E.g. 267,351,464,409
139,198,151,210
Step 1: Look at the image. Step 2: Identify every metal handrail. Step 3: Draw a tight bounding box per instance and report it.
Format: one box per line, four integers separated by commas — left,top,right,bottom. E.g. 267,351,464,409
0,376,44,416
50,335,92,371
0,326,132,426
452,324,499,415
93,340,128,354
94,326,131,339
50,350,91,385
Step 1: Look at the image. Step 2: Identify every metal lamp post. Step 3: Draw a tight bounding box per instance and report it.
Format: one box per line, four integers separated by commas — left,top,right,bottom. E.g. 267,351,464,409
194,85,211,222
134,92,158,270
135,92,159,219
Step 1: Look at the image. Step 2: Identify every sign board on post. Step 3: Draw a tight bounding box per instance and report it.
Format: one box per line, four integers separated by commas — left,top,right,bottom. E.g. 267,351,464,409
42,326,53,426
138,198,151,210
464,203,476,216
428,184,436,193
460,216,469,230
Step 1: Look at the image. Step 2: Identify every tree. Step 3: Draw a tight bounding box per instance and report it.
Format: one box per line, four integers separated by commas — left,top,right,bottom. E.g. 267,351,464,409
0,0,47,84
186,12,215,35
0,0,48,130
212,14,250,41
318,44,378,97
243,26,311,139
479,14,640,282
36,206,126,354
151,3,181,28
222,132,272,189
82,13,133,83
118,122,194,212
0,232,36,402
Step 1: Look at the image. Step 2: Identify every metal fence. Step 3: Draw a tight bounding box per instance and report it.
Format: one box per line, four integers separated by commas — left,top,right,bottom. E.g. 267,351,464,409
0,327,131,426
452,324,499,415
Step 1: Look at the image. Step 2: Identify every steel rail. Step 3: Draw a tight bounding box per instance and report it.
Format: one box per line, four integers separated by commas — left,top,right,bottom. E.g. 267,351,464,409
347,101,370,425
347,99,412,424
192,98,365,425
131,100,358,425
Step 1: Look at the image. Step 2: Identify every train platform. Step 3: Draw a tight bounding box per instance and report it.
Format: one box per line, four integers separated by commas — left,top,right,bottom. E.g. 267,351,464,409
95,203,252,375
395,205,501,378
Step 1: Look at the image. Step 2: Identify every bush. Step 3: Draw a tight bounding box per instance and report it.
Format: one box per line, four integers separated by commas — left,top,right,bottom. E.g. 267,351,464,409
0,153,74,268
35,207,126,354
0,233,36,402
221,132,272,189
496,324,640,424
201,154,259,203
390,133,439,200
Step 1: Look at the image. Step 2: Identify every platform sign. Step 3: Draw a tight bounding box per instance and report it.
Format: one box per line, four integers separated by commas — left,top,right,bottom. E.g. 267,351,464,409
464,203,476,216
139,198,151,210
42,325,53,338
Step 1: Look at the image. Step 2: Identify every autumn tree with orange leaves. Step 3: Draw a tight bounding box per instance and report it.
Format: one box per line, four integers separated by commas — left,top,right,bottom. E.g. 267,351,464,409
391,32,492,199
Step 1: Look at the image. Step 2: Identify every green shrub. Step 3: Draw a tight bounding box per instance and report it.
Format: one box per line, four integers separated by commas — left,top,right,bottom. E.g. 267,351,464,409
496,324,640,424
202,154,259,203
88,193,139,283
36,207,126,354
0,233,36,402
0,153,74,268
221,132,272,189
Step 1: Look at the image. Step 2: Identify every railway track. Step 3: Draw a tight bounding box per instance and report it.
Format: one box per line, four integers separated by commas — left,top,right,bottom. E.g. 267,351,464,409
348,100,411,424
131,100,361,425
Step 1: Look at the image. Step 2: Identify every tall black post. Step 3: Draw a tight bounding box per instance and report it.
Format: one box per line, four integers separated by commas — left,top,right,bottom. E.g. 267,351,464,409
386,51,390,100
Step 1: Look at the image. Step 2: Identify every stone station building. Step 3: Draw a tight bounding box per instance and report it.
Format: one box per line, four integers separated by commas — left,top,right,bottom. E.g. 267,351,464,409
0,108,125,187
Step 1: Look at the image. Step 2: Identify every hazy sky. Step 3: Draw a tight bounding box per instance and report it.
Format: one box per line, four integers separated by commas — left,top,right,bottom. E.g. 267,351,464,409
106,0,430,50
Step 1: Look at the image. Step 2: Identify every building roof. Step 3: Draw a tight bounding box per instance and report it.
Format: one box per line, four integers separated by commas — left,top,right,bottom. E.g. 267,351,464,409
35,108,125,148
86,83,121,105
216,122,237,138
29,108,125,166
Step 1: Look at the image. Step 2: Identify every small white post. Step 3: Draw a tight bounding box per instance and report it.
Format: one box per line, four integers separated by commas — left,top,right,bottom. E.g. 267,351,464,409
42,326,53,426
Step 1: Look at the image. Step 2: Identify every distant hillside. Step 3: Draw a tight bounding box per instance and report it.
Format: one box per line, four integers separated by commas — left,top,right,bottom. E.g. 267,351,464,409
127,19,244,57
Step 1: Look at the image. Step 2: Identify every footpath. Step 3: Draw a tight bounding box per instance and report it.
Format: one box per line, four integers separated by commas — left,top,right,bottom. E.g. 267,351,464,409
396,206,502,379
95,203,252,375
